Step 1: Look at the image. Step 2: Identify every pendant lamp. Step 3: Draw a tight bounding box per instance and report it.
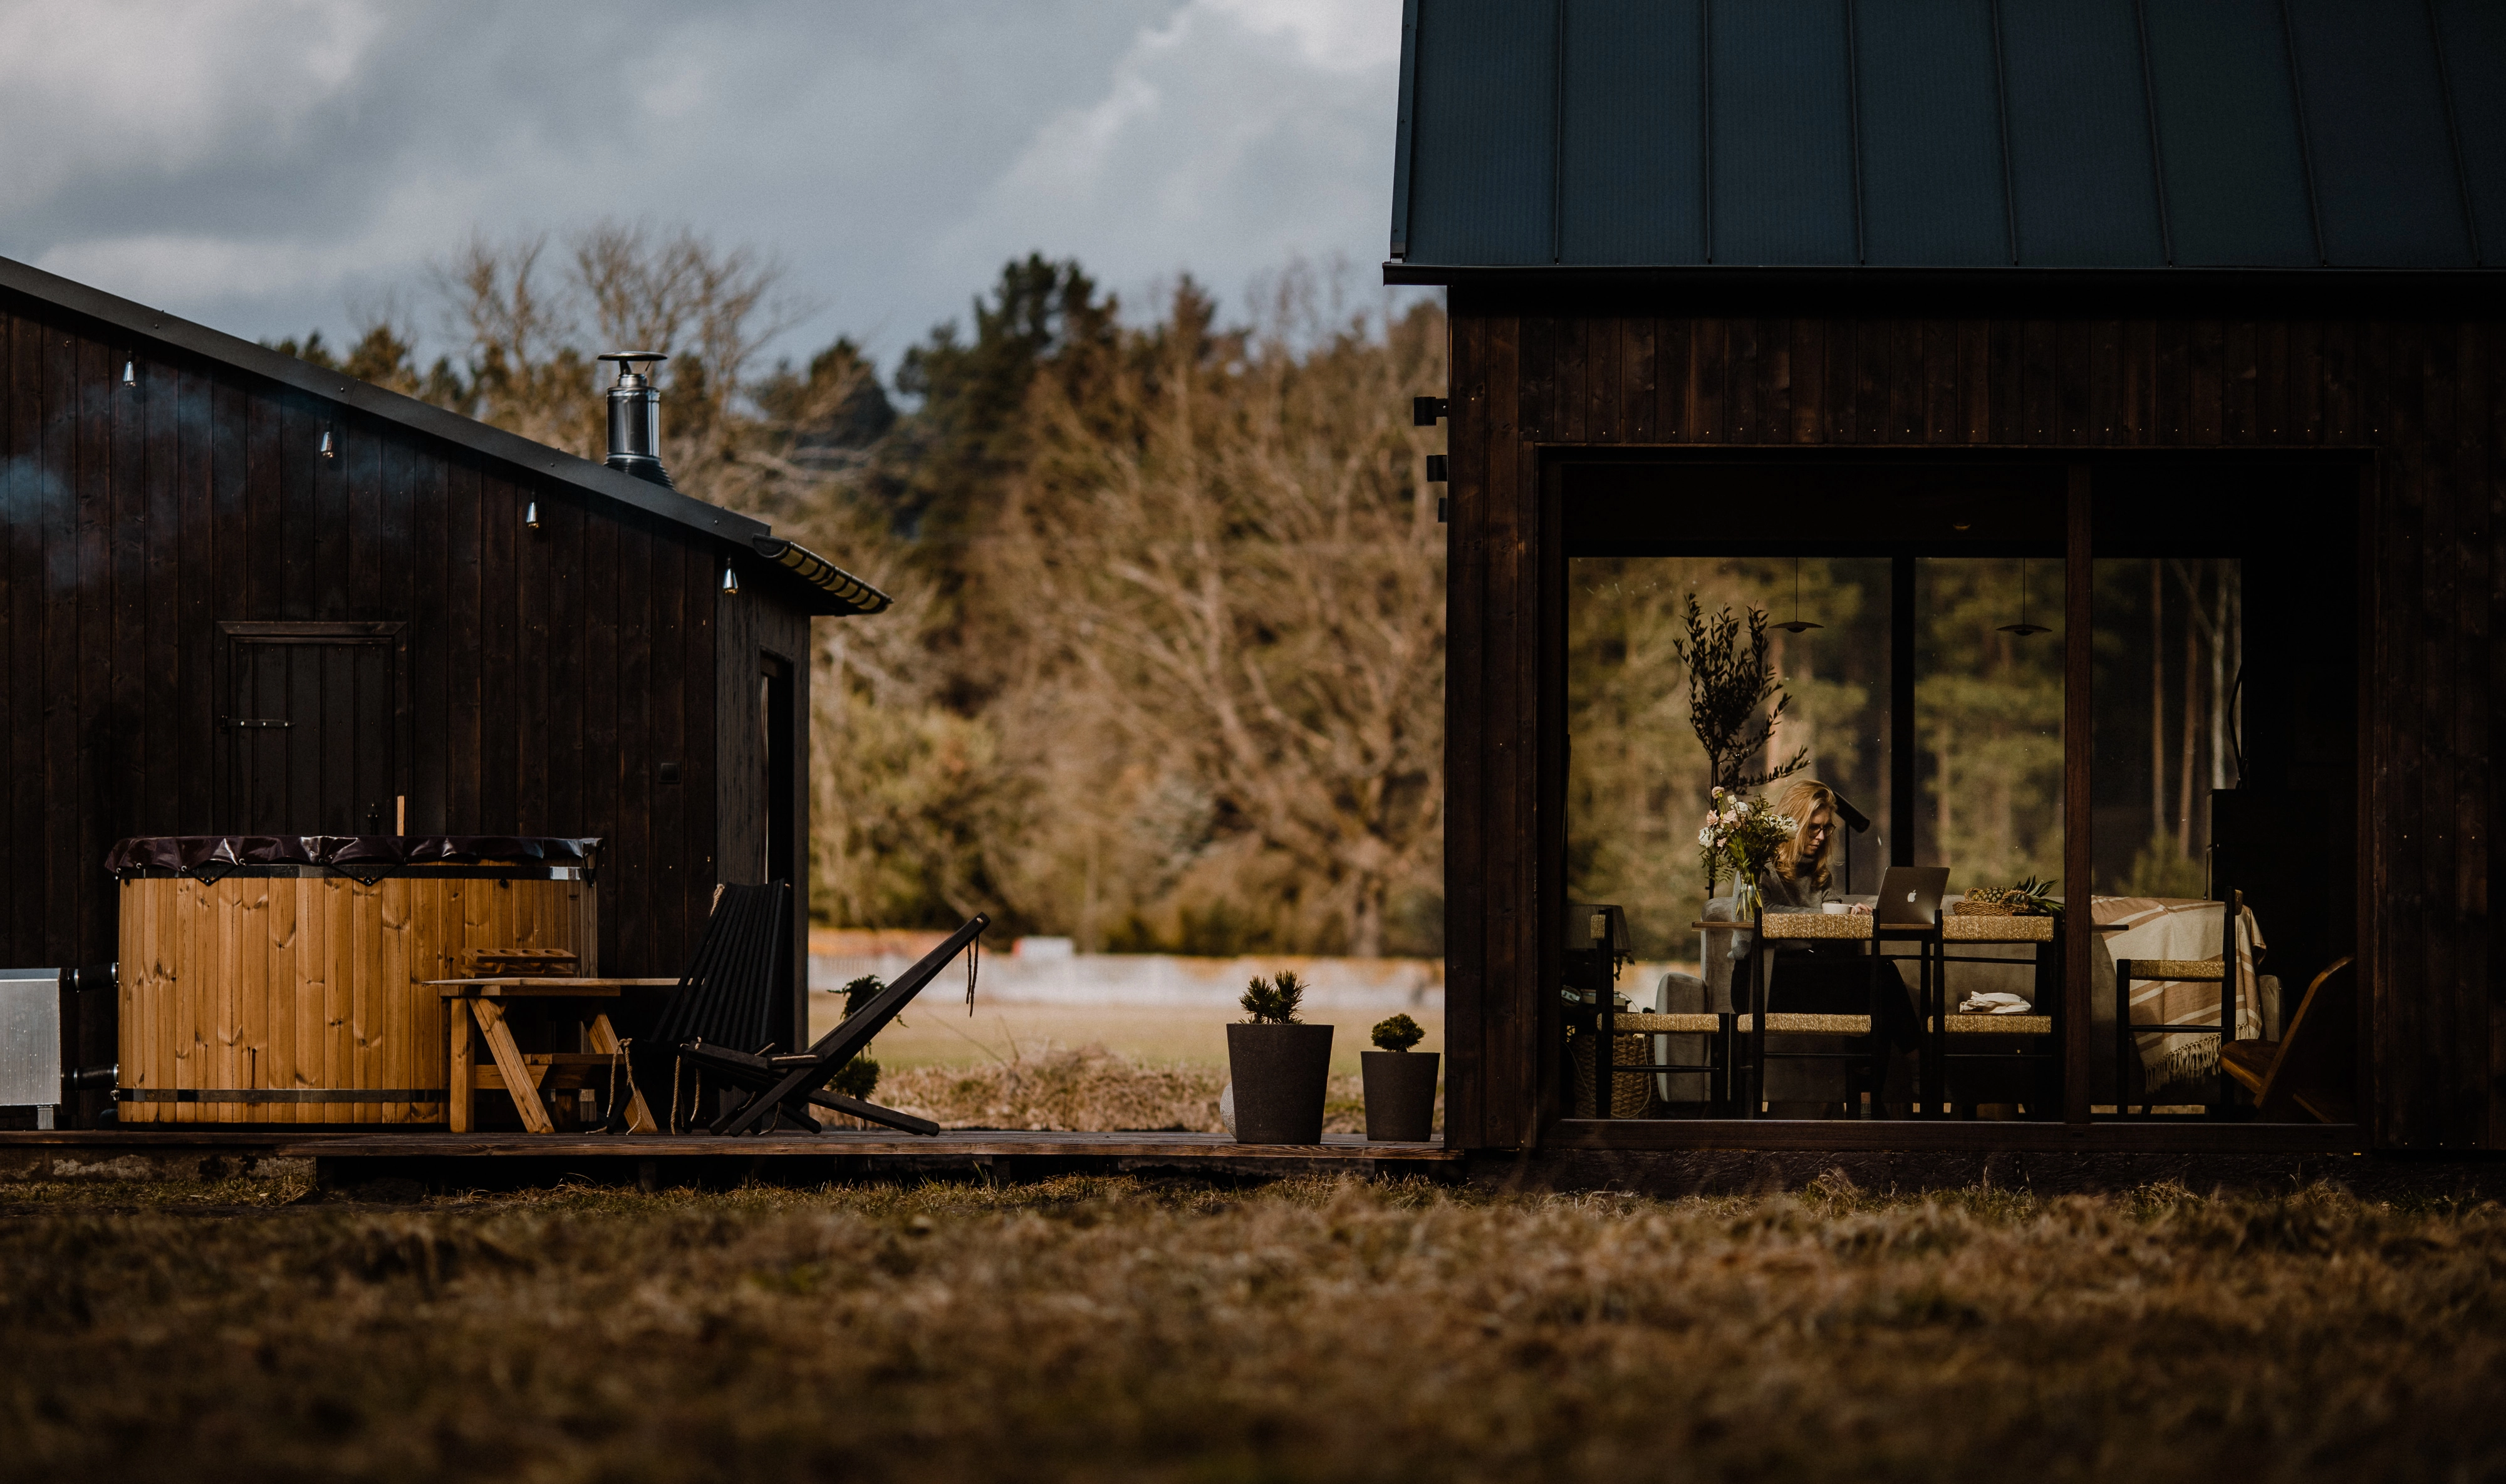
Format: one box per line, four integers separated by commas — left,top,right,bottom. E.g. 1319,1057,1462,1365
1772,556,1823,634
1998,559,2051,637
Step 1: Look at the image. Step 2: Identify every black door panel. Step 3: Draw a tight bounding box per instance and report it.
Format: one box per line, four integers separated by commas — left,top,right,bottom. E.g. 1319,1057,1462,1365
220,623,410,836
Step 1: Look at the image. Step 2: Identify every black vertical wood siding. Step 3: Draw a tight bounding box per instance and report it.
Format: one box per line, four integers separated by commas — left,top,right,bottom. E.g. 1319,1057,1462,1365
0,292,810,1062
1446,293,2502,1152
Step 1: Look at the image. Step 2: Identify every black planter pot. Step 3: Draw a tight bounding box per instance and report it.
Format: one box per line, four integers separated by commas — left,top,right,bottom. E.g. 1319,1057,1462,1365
1361,1051,1440,1141
1225,1023,1334,1143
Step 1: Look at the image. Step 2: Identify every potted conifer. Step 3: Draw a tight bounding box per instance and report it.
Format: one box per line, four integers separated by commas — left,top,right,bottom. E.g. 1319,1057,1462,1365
1225,970,1333,1143
1361,1013,1438,1141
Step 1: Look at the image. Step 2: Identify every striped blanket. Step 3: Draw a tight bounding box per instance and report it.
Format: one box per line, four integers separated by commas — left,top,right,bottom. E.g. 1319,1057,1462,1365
2093,896,2265,1098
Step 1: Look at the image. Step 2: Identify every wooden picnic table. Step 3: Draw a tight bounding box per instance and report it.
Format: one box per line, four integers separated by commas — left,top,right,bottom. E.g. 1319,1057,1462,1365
430,977,676,1135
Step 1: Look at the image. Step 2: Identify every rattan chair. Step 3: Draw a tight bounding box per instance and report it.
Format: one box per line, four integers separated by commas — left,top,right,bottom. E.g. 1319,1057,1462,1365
2113,891,2242,1114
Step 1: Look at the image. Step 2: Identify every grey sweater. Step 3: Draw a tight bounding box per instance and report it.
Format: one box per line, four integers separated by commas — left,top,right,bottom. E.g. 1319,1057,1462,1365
1757,863,1829,912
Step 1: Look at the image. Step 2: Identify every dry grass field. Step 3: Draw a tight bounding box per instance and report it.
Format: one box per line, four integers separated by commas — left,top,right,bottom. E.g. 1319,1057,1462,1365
4,1170,2500,1483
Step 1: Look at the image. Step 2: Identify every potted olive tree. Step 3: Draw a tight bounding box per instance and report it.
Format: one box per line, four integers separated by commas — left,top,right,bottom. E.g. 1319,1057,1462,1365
1361,1013,1438,1141
1224,971,1333,1143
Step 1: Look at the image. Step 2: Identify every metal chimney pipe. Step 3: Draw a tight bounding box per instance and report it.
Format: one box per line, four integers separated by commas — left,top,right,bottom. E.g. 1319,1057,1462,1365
596,352,673,487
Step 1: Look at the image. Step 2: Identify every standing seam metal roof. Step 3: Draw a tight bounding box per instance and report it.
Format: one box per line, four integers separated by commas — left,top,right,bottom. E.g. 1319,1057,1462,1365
1388,0,2505,272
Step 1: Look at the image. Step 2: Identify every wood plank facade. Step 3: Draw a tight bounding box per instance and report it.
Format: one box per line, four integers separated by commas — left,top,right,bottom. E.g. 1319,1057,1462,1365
1,261,851,1123
1442,291,2500,1154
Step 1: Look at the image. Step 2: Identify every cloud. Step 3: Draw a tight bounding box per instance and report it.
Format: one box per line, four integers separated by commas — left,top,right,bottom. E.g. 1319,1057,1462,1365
932,0,1401,323
0,1,385,209
0,0,1406,369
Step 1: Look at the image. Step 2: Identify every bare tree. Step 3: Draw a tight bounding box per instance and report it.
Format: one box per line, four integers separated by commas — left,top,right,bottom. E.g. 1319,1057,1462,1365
989,276,1447,955
425,220,811,504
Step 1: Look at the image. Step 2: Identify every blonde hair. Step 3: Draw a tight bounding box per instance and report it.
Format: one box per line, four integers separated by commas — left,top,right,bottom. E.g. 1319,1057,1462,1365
1772,779,1840,888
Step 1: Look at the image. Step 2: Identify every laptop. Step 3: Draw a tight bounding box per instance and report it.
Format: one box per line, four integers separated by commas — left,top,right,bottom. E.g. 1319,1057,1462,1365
1873,866,1952,926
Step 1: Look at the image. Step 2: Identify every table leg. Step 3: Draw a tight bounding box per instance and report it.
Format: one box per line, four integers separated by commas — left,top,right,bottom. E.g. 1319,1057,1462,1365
1865,935,1883,1119
449,997,474,1134
586,1014,658,1134
1930,933,1946,1115
472,999,555,1135
1747,930,1765,1119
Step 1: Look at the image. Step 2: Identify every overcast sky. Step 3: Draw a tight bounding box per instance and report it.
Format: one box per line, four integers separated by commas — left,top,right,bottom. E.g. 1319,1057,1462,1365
0,0,1409,377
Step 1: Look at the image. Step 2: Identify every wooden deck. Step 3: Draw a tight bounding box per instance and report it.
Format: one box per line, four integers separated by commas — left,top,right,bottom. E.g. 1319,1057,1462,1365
0,1128,1459,1190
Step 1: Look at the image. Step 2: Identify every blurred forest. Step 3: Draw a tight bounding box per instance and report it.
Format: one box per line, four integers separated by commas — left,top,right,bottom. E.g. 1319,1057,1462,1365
273,224,1448,955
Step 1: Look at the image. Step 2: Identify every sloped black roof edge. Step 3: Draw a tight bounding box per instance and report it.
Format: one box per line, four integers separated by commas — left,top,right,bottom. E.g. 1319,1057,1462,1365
1387,261,2506,315
0,251,767,547
1388,0,1423,260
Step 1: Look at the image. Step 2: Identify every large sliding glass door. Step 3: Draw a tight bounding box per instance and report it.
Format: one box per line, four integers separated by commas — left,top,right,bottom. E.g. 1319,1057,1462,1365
1552,453,2361,1130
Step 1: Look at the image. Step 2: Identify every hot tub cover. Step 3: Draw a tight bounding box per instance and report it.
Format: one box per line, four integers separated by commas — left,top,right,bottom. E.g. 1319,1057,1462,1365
105,836,601,877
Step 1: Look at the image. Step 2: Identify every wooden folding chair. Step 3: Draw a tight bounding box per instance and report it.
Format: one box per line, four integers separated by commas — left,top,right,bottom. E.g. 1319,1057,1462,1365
616,881,794,1132
2219,957,2356,1123
677,913,989,1136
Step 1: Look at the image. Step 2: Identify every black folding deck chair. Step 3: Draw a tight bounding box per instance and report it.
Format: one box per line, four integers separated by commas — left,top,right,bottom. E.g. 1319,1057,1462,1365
616,881,793,1133
678,913,988,1136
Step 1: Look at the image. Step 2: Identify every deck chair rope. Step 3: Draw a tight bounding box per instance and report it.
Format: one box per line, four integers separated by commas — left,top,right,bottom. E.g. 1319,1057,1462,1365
601,1036,632,1129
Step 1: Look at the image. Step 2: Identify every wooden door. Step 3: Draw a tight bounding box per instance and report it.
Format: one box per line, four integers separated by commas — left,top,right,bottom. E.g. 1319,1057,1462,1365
220,623,411,836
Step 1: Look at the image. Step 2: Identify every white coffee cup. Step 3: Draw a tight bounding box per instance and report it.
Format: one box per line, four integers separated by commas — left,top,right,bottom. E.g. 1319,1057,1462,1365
1821,901,1849,915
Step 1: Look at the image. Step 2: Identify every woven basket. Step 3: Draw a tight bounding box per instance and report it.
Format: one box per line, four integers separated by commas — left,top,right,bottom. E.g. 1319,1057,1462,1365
1950,898,2023,916
1942,914,2054,942
1568,1032,1653,1118
1760,911,1870,940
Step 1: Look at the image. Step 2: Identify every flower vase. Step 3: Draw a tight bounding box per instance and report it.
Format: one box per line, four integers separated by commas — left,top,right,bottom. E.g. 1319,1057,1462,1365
1732,881,1762,920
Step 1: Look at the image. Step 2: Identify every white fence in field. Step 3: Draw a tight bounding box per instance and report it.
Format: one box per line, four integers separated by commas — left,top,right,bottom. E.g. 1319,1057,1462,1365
808,931,1445,1011
809,932,1707,1012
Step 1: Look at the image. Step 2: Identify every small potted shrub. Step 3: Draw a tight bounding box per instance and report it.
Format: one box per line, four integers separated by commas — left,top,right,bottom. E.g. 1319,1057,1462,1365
1361,1013,1438,1141
1225,970,1334,1143
828,975,886,1101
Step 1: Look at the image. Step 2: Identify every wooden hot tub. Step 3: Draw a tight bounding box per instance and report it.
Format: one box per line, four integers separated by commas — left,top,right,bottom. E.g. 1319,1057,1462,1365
107,836,600,1124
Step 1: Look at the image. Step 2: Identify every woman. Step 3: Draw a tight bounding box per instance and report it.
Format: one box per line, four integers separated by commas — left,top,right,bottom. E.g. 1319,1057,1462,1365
1749,779,1920,1054
1760,779,1845,911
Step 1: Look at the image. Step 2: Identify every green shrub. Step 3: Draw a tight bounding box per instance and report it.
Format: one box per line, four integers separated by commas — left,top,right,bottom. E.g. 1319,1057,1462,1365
1239,970,1306,1024
1370,1014,1425,1052
829,974,887,1098
828,1054,881,1100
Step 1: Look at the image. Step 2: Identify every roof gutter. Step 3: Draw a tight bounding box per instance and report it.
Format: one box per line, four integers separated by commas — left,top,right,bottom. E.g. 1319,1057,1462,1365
750,537,891,617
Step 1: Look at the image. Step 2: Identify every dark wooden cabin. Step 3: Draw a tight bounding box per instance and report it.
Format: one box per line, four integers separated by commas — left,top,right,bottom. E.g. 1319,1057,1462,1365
1391,0,2504,1161
0,254,886,1122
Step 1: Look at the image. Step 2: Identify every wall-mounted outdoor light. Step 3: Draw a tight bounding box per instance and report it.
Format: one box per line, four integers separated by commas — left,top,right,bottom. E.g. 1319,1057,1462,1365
524,501,541,531
318,429,335,459
721,564,739,596
120,361,136,388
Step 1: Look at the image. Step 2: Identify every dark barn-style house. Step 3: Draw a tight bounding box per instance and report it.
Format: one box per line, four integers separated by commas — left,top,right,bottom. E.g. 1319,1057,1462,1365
1395,0,2506,1170
1,254,884,1126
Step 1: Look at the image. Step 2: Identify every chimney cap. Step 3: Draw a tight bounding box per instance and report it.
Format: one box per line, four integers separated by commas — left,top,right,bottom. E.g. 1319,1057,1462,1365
591,351,662,386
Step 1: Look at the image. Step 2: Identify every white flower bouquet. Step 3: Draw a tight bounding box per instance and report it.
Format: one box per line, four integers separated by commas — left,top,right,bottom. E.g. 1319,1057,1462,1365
1696,786,1799,903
